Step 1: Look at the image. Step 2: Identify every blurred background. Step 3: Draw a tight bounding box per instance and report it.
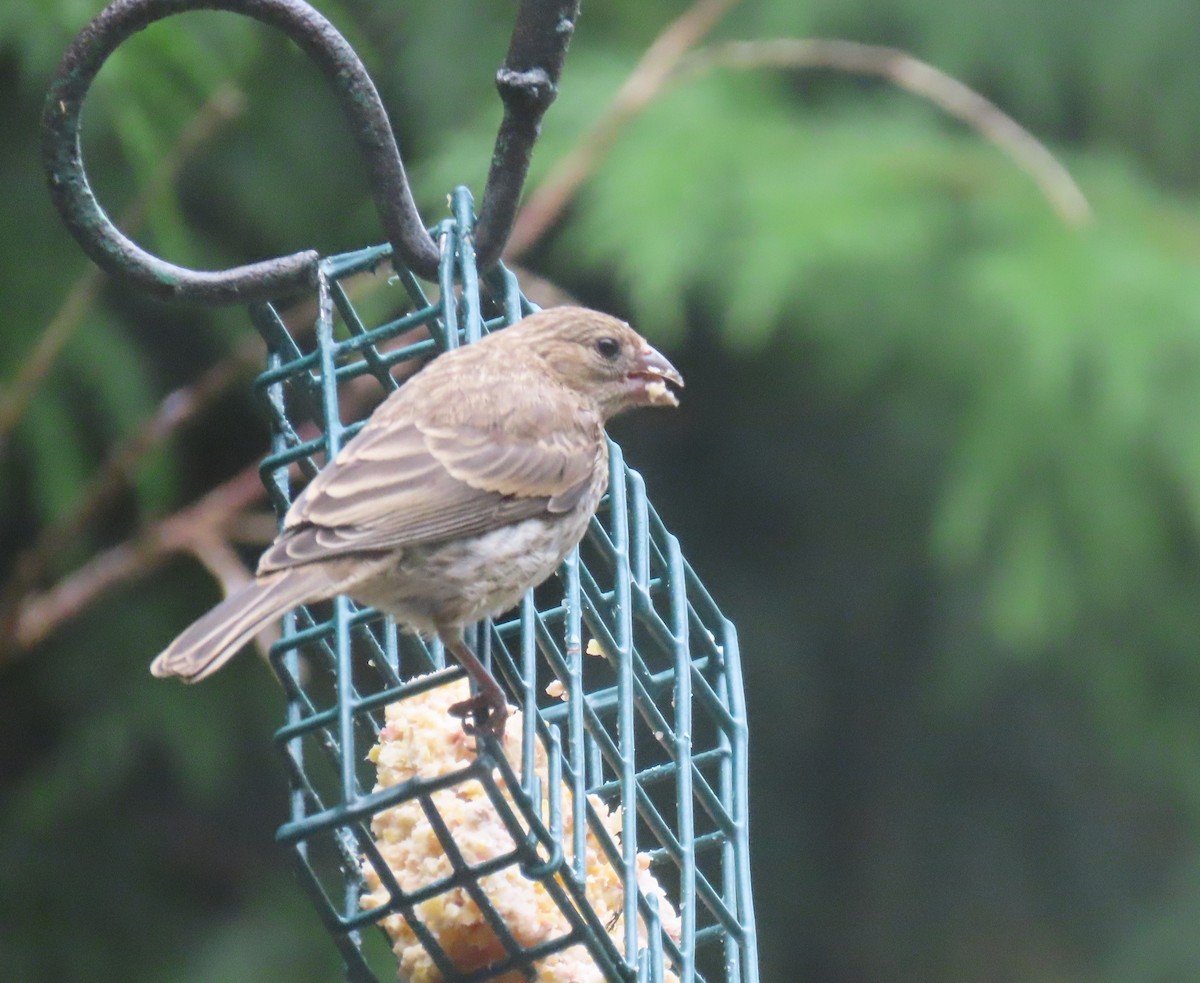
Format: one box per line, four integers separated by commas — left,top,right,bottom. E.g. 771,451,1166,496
4,0,1200,980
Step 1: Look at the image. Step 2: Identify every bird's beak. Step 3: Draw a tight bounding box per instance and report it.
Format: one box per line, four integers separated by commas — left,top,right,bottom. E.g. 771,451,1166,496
629,344,684,407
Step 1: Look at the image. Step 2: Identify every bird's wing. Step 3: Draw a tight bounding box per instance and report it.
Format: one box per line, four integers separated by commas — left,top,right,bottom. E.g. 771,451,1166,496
258,386,602,573
420,418,597,504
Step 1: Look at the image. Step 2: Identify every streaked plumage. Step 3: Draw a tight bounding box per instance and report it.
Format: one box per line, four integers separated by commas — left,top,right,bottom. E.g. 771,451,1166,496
151,307,683,737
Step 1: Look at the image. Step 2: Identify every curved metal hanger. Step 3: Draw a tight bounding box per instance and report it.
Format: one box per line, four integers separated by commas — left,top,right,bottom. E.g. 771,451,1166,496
41,0,579,304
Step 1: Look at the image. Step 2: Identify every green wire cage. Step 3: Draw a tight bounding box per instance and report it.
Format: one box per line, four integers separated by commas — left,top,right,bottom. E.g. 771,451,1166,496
43,2,759,981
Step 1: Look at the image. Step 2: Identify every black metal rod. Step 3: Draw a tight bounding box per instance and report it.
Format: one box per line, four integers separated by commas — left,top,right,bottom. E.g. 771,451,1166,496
42,0,580,303
475,0,580,270
41,0,440,302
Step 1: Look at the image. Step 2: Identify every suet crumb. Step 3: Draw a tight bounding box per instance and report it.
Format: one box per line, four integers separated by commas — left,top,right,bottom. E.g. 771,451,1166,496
361,676,681,982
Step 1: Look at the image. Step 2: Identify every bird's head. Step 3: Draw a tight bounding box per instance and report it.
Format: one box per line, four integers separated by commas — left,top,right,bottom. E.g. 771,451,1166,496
512,307,684,419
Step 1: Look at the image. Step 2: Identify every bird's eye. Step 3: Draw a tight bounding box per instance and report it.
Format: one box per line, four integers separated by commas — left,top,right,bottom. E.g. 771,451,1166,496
594,337,621,360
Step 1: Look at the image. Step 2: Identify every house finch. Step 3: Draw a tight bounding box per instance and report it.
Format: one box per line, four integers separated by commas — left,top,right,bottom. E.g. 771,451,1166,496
150,307,683,737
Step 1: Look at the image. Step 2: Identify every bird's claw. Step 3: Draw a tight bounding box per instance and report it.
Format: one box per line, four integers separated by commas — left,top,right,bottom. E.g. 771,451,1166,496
448,693,510,739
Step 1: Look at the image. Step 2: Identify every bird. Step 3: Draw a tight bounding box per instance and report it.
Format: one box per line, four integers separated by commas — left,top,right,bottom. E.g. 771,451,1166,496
150,306,683,738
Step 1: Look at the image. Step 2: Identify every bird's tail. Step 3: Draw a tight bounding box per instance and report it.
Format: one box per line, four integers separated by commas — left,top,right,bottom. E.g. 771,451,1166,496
150,568,331,683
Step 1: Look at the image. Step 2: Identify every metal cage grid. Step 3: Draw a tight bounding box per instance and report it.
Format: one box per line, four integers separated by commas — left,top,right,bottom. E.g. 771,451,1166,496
243,189,758,983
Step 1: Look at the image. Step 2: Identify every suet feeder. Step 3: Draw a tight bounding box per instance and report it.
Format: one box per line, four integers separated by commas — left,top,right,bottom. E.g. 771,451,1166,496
42,1,759,980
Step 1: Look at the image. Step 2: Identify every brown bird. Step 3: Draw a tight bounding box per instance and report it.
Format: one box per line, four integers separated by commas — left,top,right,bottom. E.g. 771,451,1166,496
150,306,683,737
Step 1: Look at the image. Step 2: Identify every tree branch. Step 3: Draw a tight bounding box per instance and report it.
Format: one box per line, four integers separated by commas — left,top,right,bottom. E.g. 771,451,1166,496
1,276,432,660
505,0,741,259
0,84,247,452
12,461,270,652
0,261,406,653
682,39,1091,225
1,337,262,613
507,19,1089,261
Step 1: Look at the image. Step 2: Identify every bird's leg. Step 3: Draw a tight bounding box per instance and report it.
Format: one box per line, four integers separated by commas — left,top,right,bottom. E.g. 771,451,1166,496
438,627,510,739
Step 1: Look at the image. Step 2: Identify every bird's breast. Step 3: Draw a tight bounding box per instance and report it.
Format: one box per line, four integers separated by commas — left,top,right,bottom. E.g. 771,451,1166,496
349,503,597,634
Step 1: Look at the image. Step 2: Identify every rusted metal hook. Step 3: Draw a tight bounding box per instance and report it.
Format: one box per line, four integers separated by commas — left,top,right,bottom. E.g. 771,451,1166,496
41,0,579,303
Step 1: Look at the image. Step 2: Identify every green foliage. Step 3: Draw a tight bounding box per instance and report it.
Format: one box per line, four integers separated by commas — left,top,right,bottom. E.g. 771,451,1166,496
544,72,1200,673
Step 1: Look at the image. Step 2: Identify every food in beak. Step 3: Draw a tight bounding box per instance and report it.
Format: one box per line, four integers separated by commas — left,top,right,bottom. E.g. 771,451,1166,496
631,345,684,406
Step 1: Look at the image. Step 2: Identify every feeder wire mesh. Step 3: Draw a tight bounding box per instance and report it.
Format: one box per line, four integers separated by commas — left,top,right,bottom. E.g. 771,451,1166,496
248,190,758,982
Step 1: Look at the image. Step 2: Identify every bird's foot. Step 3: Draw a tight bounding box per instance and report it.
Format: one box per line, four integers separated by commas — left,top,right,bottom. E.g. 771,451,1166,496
448,691,510,740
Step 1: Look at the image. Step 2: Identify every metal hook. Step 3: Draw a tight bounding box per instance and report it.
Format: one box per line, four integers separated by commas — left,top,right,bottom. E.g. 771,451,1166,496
478,0,580,269
41,0,579,304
